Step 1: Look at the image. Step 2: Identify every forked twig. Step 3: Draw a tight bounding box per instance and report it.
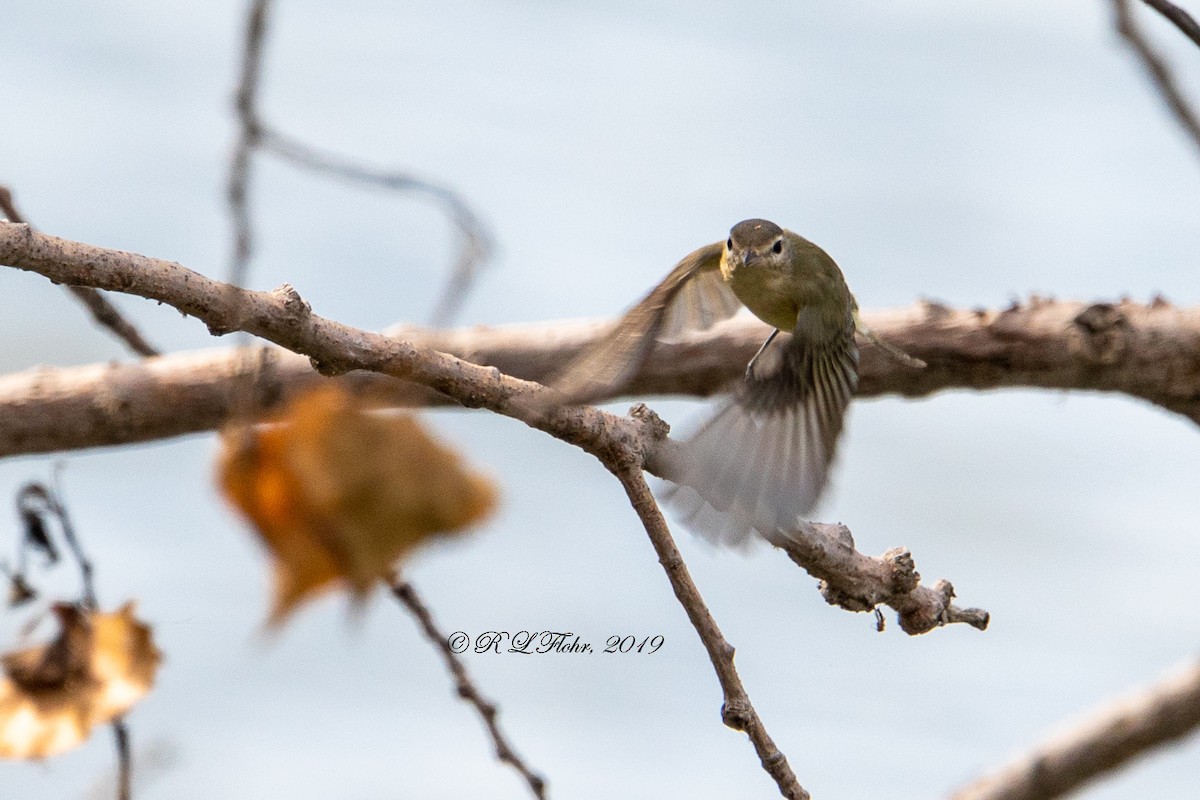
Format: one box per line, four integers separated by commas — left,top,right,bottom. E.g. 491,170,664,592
259,129,492,326
227,0,271,290
227,0,490,323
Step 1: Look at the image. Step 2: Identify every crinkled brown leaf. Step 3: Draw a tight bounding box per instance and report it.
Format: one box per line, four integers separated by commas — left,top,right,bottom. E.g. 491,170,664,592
217,385,497,625
0,603,161,760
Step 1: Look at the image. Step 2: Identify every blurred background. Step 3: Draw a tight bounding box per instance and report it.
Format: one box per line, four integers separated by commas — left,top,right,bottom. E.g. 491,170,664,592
3,1,1200,797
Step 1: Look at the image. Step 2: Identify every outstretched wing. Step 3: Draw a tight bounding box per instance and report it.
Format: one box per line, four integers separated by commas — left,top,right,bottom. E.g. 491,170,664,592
657,265,744,342
550,241,733,404
662,305,859,547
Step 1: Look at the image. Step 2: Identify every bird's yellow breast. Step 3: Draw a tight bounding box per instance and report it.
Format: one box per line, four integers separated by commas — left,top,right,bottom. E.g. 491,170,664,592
726,264,800,331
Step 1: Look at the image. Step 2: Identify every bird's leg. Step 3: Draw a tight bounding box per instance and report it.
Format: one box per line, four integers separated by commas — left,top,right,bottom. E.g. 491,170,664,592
746,328,780,379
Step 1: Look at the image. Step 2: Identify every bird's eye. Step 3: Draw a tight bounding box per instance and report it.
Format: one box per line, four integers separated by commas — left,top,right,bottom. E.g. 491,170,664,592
772,239,783,254
727,238,733,250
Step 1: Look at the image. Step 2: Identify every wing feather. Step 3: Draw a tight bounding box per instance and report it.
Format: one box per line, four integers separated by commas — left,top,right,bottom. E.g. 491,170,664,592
549,242,730,404
662,308,859,546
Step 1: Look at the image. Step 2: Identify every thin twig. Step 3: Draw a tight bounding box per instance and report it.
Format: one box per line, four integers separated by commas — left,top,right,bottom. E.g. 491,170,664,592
227,0,272,290
1143,0,1200,48
226,1,490,324
390,578,547,799
111,719,132,800
16,480,96,608
61,288,161,358
259,129,492,326
950,658,1200,800
0,186,159,357
1114,0,1200,156
610,455,808,799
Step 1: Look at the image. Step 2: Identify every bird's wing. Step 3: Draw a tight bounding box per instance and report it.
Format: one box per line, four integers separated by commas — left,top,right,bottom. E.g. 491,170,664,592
657,263,744,341
662,305,859,547
549,241,730,404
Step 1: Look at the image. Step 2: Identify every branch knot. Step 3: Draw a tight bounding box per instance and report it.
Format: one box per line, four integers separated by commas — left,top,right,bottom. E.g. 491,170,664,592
1072,303,1130,364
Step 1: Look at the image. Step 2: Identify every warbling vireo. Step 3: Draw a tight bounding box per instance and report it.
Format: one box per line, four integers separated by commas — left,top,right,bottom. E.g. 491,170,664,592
551,218,917,546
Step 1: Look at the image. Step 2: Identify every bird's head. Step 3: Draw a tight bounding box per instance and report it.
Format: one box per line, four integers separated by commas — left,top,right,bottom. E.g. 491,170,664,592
720,218,787,280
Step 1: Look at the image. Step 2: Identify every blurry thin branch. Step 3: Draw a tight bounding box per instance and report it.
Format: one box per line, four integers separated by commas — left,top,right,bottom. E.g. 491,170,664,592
1114,0,1200,156
228,0,491,323
112,720,131,800
612,457,809,799
390,578,547,799
88,738,178,800
226,0,271,290
779,523,988,634
1,297,1198,459
0,186,159,358
15,479,96,608
1142,0,1200,48
950,658,1200,800
259,129,493,326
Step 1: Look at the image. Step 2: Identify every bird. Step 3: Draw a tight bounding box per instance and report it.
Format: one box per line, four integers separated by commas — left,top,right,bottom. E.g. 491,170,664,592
550,219,911,547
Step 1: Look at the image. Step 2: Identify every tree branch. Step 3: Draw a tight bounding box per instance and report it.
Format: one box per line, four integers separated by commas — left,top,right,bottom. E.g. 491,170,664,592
777,523,988,635
390,578,547,799
611,454,808,799
226,0,490,323
112,719,132,800
227,0,271,287
1,294,1197,459
1114,0,1200,157
257,128,492,327
0,221,992,632
950,658,1200,800
1142,0,1200,49
0,186,160,358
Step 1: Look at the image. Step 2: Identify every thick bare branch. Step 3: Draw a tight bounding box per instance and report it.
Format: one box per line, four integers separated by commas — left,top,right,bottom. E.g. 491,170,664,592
951,659,1200,800
1,295,1197,458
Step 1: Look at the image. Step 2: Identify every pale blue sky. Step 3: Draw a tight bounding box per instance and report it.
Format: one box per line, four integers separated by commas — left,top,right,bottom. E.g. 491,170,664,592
2,2,1199,798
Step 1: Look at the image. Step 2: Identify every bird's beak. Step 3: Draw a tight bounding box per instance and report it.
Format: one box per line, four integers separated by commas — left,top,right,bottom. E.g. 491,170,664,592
740,250,758,268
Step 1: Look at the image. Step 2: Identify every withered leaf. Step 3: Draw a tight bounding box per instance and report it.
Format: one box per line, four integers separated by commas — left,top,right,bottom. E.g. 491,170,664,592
0,603,161,760
217,385,497,624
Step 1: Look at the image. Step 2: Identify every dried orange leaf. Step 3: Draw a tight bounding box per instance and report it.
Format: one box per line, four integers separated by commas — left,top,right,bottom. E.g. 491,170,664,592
217,385,497,624
0,603,161,760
